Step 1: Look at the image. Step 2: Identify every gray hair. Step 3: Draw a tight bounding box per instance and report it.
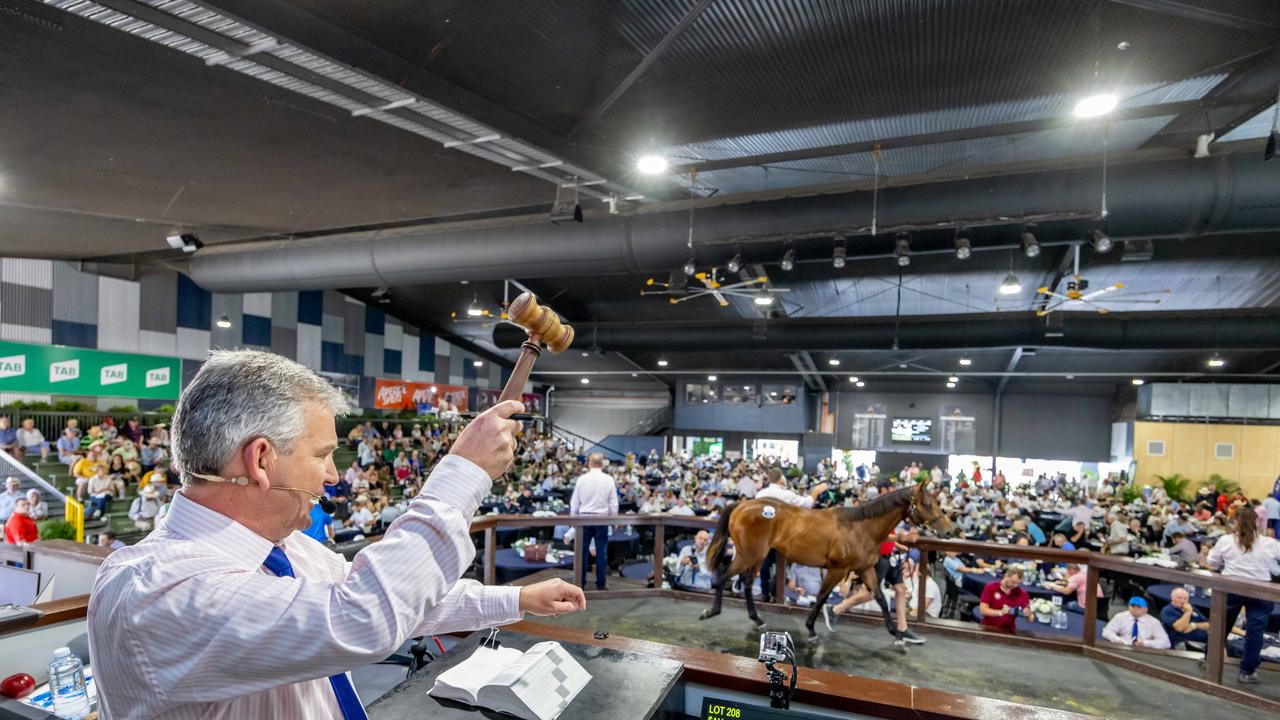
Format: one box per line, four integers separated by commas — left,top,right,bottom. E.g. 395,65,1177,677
172,350,350,484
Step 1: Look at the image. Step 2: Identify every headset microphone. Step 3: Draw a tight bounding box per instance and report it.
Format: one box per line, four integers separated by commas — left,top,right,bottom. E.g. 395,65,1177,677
271,486,338,514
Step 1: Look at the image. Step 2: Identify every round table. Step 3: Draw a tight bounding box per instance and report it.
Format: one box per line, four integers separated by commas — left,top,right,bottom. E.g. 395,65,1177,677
970,606,1102,640
490,547,573,583
961,572,1056,600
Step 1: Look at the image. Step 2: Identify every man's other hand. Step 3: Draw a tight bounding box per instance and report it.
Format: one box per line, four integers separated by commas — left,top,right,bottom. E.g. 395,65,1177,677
519,578,587,617
450,401,524,479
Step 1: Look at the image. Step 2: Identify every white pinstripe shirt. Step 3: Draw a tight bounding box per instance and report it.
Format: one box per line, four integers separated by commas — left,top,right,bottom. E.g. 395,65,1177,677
88,455,522,719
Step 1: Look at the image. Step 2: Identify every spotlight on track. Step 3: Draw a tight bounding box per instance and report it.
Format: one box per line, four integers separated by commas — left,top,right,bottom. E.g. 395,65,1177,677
848,376,859,383
1208,354,1226,368
754,294,775,306
959,355,973,366
780,248,796,272
215,315,232,329
726,252,743,273
165,233,203,254
832,241,847,269
1021,226,1040,258
683,257,697,276
954,231,972,260
894,234,911,267
1131,378,1145,386
1089,229,1113,254
657,358,669,367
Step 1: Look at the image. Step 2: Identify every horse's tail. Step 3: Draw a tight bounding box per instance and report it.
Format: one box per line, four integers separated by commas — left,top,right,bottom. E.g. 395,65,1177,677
707,502,737,577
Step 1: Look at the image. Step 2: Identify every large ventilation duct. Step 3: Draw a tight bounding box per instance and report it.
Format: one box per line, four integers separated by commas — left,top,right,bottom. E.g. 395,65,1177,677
190,153,1280,292
492,313,1280,352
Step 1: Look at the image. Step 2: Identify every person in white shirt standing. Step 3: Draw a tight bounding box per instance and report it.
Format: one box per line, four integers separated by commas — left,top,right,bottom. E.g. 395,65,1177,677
753,468,826,603
1101,597,1170,649
88,350,585,720
1204,506,1280,684
570,452,618,590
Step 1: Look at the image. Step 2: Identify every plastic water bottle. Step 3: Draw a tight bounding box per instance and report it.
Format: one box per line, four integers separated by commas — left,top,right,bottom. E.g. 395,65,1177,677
47,647,90,719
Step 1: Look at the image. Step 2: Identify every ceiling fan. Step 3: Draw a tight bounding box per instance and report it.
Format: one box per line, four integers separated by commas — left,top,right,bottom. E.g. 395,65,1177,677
1036,242,1170,316
641,267,788,307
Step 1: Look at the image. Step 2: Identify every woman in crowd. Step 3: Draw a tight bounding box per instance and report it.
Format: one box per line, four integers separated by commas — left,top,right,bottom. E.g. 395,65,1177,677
1204,506,1280,685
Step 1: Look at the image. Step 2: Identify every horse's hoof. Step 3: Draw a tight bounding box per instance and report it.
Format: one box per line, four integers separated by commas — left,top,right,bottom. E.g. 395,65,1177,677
754,620,768,631
699,609,718,621
807,634,822,646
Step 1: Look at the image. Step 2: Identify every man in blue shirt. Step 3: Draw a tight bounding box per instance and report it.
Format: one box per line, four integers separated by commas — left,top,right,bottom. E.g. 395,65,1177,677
0,416,18,456
1159,587,1209,647
302,502,334,544
1012,515,1046,545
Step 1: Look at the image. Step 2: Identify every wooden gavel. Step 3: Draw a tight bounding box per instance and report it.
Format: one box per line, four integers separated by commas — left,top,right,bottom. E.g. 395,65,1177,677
497,292,575,404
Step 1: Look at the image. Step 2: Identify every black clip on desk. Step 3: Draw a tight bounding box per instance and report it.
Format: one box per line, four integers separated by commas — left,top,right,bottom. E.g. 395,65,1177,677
366,629,684,720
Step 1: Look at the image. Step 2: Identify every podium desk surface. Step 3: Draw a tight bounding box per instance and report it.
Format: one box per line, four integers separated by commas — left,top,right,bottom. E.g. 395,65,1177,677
366,629,683,720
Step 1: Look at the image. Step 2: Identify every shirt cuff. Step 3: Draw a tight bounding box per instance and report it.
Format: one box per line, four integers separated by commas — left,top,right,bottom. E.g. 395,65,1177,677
419,455,491,515
483,585,524,625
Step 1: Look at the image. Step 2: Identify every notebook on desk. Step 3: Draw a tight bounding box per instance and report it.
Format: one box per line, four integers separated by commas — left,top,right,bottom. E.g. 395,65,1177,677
428,641,591,720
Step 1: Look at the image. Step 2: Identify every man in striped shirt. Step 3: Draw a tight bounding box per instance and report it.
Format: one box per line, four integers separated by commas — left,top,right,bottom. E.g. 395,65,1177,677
88,350,585,719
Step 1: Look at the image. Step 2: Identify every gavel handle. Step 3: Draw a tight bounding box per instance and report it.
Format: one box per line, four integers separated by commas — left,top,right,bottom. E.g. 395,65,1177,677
497,334,542,404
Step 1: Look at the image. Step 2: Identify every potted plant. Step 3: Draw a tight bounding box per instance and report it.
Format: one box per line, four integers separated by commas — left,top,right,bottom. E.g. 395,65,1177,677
1029,598,1055,624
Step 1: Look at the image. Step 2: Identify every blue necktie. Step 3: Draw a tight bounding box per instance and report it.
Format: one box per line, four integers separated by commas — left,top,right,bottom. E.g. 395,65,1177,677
1131,618,1139,642
263,546,369,720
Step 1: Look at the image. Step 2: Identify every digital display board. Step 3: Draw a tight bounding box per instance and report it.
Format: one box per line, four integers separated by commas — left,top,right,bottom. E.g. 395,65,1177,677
891,417,932,443
700,696,827,720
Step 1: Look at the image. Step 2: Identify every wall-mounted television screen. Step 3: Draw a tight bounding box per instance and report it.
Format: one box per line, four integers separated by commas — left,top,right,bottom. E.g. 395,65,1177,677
891,417,932,444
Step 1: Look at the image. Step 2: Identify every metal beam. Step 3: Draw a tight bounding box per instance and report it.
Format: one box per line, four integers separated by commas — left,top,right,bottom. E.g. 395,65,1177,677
1144,46,1280,150
995,347,1025,396
576,0,716,131
672,93,1274,175
1107,0,1279,33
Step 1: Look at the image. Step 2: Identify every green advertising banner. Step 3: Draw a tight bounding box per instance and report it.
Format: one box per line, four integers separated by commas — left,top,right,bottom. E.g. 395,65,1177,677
0,341,182,400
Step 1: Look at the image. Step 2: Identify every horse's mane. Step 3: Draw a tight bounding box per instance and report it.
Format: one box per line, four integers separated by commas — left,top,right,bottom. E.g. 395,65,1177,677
835,486,913,523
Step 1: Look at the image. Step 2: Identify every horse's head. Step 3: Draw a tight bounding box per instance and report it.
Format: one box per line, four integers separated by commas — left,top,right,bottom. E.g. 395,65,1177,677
910,483,954,538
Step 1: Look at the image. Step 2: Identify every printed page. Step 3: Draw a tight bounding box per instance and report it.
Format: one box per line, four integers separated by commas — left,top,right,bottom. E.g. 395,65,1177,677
429,645,524,705
484,642,592,720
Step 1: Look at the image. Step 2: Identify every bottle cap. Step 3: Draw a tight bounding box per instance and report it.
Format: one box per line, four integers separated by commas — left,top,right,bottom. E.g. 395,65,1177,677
53,647,71,658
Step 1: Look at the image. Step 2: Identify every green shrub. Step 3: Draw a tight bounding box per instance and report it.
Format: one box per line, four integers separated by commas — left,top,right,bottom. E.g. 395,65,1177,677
1203,473,1240,495
37,519,77,541
1156,473,1192,503
1118,483,1142,505
107,405,138,413
152,404,176,413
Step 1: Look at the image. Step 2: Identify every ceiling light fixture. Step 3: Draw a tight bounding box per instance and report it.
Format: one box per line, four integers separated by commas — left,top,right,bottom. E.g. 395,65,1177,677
855,381,865,387
828,358,841,366
894,234,911,267
959,356,973,366
753,294,774,306
1208,355,1226,368
1089,229,1113,254
848,376,859,383
1021,226,1040,257
954,232,972,260
707,375,717,381
946,382,956,388
657,358,669,367
999,272,1023,295
165,233,203,254
1074,93,1118,118
683,257,697,276
726,252,743,273
637,155,668,174
580,377,590,384
833,241,847,269
948,376,959,383
1131,378,1145,386
215,315,232,329
780,248,796,272
473,360,483,367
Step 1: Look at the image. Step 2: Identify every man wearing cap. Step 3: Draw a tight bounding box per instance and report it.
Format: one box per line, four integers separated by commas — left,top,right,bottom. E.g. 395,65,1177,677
1102,597,1170,649
25,489,48,521
0,477,21,524
128,484,163,531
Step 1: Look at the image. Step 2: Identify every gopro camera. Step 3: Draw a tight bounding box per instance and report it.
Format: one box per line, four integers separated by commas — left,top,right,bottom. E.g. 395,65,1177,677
757,631,793,664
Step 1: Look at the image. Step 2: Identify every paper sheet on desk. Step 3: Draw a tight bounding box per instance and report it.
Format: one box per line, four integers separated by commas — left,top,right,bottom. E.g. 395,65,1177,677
19,668,97,713
429,641,591,720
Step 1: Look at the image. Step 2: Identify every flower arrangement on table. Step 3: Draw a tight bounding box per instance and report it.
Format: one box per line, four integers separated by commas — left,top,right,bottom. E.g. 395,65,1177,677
1029,598,1055,623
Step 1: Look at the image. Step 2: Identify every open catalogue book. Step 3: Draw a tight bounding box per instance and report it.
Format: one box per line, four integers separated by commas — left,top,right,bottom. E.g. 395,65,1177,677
428,641,592,720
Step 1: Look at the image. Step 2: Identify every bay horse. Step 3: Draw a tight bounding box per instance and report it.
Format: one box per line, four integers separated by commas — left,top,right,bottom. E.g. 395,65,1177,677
698,483,952,644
